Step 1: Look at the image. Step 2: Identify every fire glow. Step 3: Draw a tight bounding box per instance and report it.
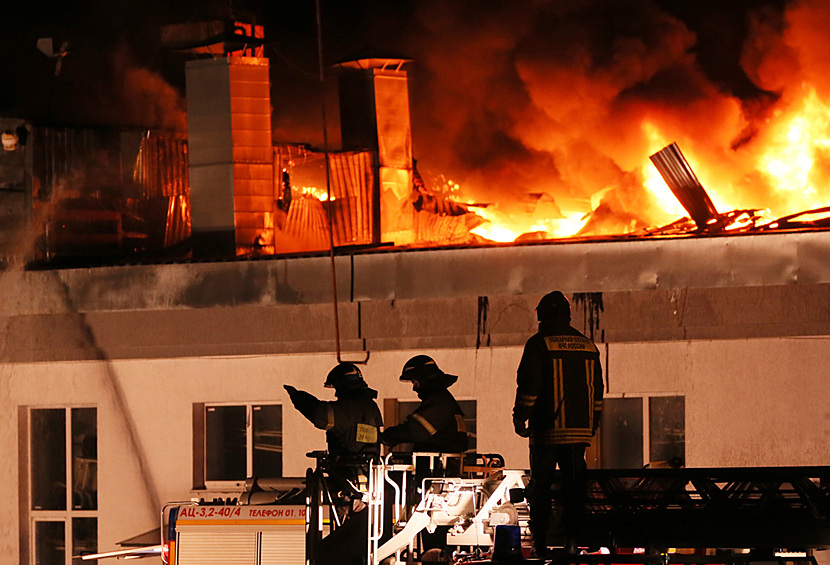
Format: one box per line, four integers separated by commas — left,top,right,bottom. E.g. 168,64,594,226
456,80,830,242
405,0,830,244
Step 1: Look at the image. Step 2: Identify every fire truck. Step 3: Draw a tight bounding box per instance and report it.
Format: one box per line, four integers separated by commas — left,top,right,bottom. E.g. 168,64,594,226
84,454,830,565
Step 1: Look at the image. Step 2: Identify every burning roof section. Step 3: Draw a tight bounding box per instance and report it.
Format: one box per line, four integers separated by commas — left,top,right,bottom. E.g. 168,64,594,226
5,2,830,266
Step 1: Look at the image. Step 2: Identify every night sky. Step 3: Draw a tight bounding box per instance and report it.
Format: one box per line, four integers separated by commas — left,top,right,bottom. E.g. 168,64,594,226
0,0,784,125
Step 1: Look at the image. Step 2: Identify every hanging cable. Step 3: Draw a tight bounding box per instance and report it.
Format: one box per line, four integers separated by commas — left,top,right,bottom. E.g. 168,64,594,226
315,0,369,365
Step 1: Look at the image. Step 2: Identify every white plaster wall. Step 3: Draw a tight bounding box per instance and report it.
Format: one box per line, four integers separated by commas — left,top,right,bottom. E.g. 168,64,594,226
4,337,830,561
608,337,830,466
3,361,160,563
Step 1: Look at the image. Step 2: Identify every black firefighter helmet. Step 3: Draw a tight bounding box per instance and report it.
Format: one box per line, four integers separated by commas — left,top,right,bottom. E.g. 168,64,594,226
324,362,368,391
536,290,571,322
399,355,457,388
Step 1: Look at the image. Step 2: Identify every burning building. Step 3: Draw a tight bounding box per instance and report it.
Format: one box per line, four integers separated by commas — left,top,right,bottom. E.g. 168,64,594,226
2,2,830,564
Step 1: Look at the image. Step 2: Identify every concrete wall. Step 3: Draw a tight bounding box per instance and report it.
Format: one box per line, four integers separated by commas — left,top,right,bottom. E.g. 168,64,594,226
3,339,828,560
3,232,830,562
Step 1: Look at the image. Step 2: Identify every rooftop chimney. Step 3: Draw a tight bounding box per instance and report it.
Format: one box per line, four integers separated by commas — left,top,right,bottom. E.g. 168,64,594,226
336,55,414,245
185,55,274,257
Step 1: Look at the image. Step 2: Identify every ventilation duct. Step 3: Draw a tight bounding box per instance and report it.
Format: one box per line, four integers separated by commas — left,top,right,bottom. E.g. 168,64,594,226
185,56,274,257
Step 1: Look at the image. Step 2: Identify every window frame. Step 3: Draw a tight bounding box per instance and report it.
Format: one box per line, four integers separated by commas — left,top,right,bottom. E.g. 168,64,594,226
26,405,98,565
592,393,685,469
195,401,283,491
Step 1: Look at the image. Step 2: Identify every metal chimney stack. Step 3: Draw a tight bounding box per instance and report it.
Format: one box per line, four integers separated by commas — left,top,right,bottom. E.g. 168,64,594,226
186,56,274,257
336,55,414,245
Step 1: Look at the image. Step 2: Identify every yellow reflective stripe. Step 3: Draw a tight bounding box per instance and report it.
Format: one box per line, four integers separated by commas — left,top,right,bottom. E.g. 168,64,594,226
544,335,597,352
516,393,536,407
412,413,437,435
586,359,595,426
355,423,377,443
176,519,306,526
554,358,564,428
325,406,335,431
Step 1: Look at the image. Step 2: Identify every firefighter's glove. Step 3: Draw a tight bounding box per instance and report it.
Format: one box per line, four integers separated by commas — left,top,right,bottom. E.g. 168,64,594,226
513,418,531,438
283,385,299,402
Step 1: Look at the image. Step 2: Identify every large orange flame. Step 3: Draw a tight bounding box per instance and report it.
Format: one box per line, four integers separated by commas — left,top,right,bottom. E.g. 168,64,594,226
460,80,830,243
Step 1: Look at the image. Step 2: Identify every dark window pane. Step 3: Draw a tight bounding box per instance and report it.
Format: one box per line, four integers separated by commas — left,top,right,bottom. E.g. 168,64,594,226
205,405,247,481
252,405,282,478
71,408,97,510
72,518,97,563
35,521,65,565
32,409,66,510
600,398,643,469
649,396,685,467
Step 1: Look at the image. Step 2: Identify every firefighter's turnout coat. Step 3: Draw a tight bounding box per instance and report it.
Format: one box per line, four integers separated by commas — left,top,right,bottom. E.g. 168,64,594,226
514,322,604,445
382,374,468,453
288,387,383,458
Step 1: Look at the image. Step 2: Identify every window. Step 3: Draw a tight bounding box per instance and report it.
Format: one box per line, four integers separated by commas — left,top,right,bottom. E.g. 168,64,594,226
390,399,477,452
194,403,282,489
28,406,97,564
594,395,685,469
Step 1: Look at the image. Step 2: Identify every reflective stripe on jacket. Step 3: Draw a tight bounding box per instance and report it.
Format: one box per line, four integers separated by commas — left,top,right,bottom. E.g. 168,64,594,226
514,323,603,445
382,388,468,453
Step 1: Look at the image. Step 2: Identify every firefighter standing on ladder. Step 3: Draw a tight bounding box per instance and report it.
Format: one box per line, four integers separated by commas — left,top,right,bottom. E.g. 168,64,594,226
381,355,469,456
513,291,604,557
284,362,383,464
284,362,383,565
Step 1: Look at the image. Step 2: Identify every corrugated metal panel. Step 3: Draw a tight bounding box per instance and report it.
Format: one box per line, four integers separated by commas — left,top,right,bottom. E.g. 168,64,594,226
260,527,306,565
164,194,190,247
31,126,122,200
649,143,719,228
133,132,189,198
176,531,257,564
283,195,330,249
329,151,376,246
412,209,472,245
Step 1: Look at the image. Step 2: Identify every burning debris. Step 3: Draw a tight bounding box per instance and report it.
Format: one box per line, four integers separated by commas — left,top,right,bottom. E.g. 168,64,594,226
5,1,830,265
645,142,830,237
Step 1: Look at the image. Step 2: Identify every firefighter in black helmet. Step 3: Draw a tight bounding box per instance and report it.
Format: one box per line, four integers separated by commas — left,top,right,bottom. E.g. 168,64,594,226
286,363,382,565
284,362,383,460
513,291,604,556
381,355,468,454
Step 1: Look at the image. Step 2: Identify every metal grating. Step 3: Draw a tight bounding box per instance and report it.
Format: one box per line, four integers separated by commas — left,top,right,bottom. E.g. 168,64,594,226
260,527,306,565
176,531,258,564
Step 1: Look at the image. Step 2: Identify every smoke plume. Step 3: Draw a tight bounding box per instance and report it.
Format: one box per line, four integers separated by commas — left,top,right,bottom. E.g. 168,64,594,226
388,0,830,234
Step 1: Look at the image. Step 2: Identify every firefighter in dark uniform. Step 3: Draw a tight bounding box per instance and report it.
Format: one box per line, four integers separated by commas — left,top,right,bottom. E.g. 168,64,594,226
284,362,383,460
513,291,603,556
382,355,468,559
381,355,468,455
284,362,383,565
